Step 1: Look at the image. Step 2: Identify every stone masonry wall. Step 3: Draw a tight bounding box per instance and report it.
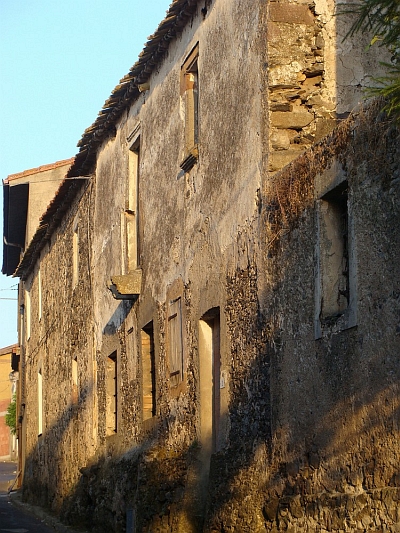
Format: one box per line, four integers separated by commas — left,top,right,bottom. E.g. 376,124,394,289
22,180,96,512
258,104,400,532
267,0,388,173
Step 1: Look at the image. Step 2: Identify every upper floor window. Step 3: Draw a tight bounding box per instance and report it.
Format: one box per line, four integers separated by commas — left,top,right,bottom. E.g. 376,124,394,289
38,268,42,321
25,285,31,341
180,44,199,172
124,134,141,272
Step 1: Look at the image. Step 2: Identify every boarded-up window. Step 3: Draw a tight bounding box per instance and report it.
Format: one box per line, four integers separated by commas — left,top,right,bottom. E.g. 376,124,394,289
315,177,357,338
168,298,184,388
106,351,117,435
141,322,156,421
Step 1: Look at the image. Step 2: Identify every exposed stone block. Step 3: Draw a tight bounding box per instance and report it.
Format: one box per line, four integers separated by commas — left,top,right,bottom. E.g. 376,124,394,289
269,3,314,25
263,498,279,520
315,117,337,140
271,130,291,151
269,148,305,172
270,102,293,112
267,21,282,42
271,110,314,129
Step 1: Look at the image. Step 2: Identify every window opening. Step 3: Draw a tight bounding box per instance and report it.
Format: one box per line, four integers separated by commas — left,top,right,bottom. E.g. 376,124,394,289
141,322,156,420
199,308,221,453
25,286,31,341
72,356,78,405
106,351,117,435
38,269,42,320
72,218,79,288
126,136,141,271
168,297,184,388
38,367,43,436
180,44,199,171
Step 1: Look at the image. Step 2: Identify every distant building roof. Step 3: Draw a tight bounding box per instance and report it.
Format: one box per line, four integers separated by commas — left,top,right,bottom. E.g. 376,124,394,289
4,158,75,185
0,344,19,357
3,159,74,276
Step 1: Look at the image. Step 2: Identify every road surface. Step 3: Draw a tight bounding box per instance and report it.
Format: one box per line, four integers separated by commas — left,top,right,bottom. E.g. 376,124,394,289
0,461,58,532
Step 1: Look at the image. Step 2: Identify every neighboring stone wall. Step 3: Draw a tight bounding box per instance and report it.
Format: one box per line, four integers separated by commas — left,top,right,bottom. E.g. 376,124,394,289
260,104,399,532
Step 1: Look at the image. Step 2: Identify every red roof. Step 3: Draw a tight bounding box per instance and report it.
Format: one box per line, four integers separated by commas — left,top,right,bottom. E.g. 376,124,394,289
4,158,75,184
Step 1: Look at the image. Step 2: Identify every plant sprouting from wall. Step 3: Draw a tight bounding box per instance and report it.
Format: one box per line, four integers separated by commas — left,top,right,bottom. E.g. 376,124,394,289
5,395,17,435
346,0,400,121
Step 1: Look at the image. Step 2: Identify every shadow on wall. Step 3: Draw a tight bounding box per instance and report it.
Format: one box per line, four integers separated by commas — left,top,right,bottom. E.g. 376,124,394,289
23,382,94,512
203,106,400,532
22,110,400,533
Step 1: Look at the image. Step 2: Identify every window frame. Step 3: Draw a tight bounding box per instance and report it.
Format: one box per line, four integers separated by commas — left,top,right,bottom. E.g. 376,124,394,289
166,280,186,396
180,43,199,172
315,165,357,338
141,321,156,421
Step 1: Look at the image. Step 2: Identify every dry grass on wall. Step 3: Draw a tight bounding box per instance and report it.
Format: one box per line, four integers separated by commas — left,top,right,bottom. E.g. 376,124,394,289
264,98,397,252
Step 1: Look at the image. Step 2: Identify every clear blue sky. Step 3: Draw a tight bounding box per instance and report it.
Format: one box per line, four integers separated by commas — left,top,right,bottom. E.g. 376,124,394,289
0,0,170,348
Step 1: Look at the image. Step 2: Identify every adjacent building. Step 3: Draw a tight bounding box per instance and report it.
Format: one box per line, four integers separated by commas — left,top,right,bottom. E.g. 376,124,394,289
2,0,399,532
0,343,19,460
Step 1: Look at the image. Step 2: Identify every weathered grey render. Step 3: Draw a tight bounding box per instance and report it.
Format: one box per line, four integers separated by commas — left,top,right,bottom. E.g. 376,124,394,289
2,0,399,531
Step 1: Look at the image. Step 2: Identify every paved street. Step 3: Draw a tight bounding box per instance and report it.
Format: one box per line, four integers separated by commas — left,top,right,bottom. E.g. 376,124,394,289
0,461,58,533
0,461,17,493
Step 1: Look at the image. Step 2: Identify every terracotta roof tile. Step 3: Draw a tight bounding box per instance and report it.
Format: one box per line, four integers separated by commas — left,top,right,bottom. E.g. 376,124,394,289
14,0,204,279
4,158,75,184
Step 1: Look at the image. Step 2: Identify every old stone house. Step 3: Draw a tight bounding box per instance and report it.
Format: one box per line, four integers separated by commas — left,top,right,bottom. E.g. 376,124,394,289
2,0,399,532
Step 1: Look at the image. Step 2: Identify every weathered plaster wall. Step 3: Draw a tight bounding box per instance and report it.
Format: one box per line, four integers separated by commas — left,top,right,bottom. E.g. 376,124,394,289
17,0,399,532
